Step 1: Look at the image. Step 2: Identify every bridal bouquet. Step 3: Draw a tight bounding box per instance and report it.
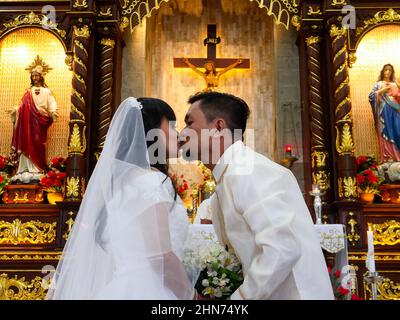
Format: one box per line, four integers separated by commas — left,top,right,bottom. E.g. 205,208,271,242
184,242,243,299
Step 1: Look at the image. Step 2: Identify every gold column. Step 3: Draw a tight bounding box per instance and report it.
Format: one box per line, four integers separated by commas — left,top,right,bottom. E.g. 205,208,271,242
329,24,357,201
306,35,331,207
95,38,115,160
65,25,90,201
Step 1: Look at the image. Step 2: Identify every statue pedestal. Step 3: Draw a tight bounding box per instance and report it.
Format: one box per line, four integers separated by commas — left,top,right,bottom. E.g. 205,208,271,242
379,184,400,204
1,184,44,204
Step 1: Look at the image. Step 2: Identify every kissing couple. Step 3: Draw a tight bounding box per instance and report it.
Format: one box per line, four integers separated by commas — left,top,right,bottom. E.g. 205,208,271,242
46,92,334,300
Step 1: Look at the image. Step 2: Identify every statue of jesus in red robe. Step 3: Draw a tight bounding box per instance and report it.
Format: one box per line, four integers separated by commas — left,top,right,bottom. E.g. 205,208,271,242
6,63,58,183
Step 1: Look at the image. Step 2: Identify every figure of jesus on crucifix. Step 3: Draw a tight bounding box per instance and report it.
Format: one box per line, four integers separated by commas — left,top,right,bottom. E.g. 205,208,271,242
174,24,250,92
183,58,243,92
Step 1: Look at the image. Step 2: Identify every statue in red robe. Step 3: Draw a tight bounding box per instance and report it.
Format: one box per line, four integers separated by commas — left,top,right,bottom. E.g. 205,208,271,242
6,65,58,183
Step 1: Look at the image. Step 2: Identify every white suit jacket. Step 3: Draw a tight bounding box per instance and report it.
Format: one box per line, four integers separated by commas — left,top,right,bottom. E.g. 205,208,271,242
210,141,334,300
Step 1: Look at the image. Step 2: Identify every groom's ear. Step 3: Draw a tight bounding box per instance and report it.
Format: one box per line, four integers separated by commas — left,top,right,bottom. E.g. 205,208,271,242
215,118,227,132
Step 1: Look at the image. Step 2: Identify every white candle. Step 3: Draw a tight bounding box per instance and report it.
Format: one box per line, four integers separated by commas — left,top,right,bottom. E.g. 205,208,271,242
366,226,376,273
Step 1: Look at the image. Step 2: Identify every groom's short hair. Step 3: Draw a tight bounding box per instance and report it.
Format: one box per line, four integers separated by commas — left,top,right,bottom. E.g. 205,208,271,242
188,92,250,134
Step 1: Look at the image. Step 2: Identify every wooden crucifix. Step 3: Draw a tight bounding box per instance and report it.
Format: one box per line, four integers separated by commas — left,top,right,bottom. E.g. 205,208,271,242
174,24,250,91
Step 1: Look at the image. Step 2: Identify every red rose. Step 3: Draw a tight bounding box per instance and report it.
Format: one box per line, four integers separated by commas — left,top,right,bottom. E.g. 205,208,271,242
337,286,350,296
48,170,56,178
51,158,59,167
0,175,3,184
368,175,378,184
54,179,62,187
335,270,341,278
327,266,332,274
357,174,365,184
351,294,363,300
58,172,67,179
364,169,373,176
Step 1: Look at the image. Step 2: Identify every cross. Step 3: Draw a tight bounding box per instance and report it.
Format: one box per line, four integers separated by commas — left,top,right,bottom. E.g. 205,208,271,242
174,24,250,70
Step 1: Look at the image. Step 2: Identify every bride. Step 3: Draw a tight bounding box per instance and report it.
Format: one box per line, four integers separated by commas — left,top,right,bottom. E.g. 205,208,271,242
46,97,195,299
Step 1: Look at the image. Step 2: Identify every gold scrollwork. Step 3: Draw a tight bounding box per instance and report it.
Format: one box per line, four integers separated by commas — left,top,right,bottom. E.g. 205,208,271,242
331,0,347,6
62,211,75,241
73,25,90,38
364,275,400,300
81,177,86,197
73,0,88,9
0,252,62,261
312,151,328,168
312,171,330,191
13,192,28,204
119,16,130,32
0,11,66,39
65,54,73,71
0,219,56,245
368,220,400,246
100,38,116,48
306,36,322,47
349,253,400,261
356,9,400,36
348,52,357,68
99,7,113,17
336,123,355,155
330,24,346,40
68,124,87,155
307,6,322,16
66,177,80,198
338,176,357,198
0,274,49,300
291,15,301,31
347,212,360,245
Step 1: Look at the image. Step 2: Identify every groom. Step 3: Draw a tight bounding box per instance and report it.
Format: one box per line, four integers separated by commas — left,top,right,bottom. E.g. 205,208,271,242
180,92,334,300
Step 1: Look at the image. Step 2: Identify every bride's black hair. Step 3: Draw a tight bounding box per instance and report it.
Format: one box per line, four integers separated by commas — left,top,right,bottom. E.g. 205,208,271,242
137,97,178,199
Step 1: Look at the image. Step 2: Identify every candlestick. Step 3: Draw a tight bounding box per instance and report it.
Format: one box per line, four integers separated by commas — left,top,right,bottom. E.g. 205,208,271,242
364,271,383,300
366,226,376,273
309,184,323,224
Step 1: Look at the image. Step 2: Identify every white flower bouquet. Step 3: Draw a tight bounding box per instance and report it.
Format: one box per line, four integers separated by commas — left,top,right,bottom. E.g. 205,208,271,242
184,242,243,299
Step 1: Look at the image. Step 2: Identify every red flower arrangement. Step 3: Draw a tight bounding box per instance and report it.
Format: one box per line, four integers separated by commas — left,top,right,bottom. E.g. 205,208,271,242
40,157,67,193
0,174,10,195
356,155,383,194
170,173,189,198
327,266,363,300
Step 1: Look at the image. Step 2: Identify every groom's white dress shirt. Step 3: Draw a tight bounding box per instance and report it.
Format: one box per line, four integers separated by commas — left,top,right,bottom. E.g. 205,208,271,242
210,141,334,300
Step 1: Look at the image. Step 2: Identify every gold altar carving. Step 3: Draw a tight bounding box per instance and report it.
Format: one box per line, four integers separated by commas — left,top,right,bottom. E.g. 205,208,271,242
347,212,360,245
0,251,62,261
349,252,400,261
66,177,80,198
356,9,400,36
307,6,322,16
338,177,357,199
99,7,113,17
68,124,87,155
73,0,88,9
73,25,90,38
312,151,328,168
100,38,115,48
312,171,330,191
331,0,347,6
0,219,56,245
0,11,66,39
306,36,322,47
0,274,49,300
291,15,301,31
336,123,355,155
368,220,400,246
62,212,75,241
364,273,400,300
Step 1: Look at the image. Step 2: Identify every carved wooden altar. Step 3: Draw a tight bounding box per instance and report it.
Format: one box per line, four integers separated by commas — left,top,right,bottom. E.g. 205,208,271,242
0,0,399,300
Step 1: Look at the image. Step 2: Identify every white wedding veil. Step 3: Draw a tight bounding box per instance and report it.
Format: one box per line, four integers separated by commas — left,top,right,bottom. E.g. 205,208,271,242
46,97,194,300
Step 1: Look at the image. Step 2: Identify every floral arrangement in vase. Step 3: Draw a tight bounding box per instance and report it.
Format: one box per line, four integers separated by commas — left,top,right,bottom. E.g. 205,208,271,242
40,157,67,204
356,155,383,202
170,173,190,199
184,242,243,299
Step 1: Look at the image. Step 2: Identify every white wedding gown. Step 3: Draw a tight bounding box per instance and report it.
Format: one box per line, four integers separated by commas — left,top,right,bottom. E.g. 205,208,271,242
94,171,192,300
46,97,194,300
